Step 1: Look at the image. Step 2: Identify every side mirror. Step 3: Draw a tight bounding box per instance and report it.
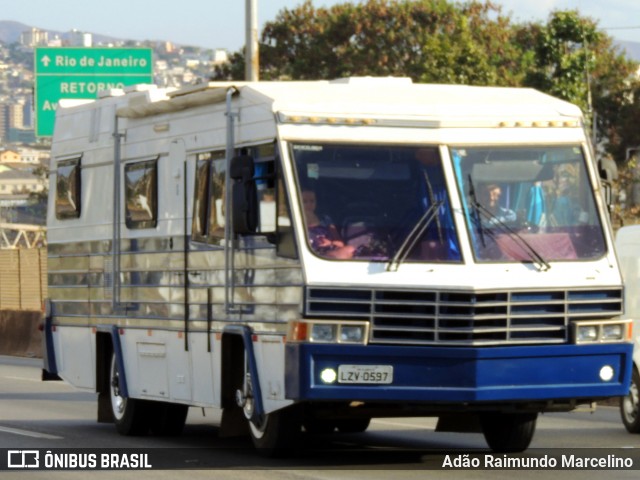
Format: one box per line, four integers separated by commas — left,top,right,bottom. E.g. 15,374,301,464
597,156,618,213
598,156,618,182
230,155,258,234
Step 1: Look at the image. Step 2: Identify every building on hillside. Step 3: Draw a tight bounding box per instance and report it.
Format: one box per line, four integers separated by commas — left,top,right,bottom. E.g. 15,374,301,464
0,149,20,164
6,128,37,144
18,147,50,165
0,104,7,142
21,28,49,48
0,168,45,196
7,102,24,129
213,49,229,65
68,30,93,47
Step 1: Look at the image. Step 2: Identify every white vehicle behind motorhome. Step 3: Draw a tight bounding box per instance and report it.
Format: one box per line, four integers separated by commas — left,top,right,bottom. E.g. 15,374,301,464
614,226,640,433
43,77,634,454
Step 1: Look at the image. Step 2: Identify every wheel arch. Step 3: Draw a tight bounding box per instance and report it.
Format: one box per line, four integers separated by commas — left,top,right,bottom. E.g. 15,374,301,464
220,325,265,419
95,326,126,423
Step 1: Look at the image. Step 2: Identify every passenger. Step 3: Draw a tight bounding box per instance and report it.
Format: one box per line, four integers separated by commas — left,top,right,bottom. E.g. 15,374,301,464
550,166,586,226
481,183,516,225
302,189,355,259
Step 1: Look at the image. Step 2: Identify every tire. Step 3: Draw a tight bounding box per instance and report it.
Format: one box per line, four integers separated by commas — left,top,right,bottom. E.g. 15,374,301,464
150,402,189,436
335,418,371,433
241,372,301,453
620,368,640,433
109,354,151,436
248,406,301,455
480,412,537,453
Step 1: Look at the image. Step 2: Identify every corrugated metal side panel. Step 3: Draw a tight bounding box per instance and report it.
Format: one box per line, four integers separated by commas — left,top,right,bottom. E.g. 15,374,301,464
0,250,21,309
19,249,42,311
0,248,47,311
40,249,47,303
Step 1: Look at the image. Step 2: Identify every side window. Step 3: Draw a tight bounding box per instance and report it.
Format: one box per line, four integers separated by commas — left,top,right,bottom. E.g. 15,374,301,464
55,158,81,219
191,151,226,244
125,159,158,229
249,143,277,235
191,143,289,246
192,158,210,241
276,166,297,258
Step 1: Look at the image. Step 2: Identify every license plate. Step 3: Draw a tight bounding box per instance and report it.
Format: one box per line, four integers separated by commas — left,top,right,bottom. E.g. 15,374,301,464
338,365,393,384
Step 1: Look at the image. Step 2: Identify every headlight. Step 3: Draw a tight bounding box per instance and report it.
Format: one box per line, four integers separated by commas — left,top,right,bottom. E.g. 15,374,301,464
288,320,369,345
602,324,624,341
340,325,366,343
577,325,599,343
573,320,632,344
310,324,337,343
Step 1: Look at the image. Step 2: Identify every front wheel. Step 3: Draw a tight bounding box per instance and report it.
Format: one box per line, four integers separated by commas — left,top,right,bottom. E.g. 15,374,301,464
248,407,301,454
109,353,150,436
480,412,537,453
620,369,640,433
239,370,300,453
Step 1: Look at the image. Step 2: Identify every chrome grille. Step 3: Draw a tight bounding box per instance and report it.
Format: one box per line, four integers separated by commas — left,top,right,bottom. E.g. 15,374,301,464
305,287,623,346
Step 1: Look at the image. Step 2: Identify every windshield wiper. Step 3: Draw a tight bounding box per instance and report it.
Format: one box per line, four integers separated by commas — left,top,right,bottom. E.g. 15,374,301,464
467,174,485,248
467,176,550,271
387,201,443,272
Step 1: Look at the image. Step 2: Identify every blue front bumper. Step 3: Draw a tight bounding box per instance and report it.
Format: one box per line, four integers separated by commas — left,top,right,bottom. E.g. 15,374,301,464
285,342,633,403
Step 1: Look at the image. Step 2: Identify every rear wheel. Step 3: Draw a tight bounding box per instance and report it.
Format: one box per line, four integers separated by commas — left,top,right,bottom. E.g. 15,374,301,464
620,368,640,433
480,412,537,453
109,354,151,435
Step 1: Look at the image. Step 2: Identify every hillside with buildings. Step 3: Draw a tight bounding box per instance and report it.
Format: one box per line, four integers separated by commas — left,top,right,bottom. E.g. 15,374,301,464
0,21,230,225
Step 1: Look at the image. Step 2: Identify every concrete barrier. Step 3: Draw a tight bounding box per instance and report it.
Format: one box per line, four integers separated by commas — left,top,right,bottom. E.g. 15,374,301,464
0,310,43,358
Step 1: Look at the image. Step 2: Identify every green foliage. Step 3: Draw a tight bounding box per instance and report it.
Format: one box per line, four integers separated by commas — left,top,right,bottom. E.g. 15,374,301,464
524,10,600,115
213,0,640,165
251,0,529,85
521,9,640,158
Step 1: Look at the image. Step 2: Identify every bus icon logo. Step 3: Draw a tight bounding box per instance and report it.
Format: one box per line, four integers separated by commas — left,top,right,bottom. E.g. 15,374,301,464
7,450,39,468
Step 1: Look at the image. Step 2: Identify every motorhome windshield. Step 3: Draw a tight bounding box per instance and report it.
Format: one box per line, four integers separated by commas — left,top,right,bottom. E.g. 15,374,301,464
451,145,606,263
291,143,461,263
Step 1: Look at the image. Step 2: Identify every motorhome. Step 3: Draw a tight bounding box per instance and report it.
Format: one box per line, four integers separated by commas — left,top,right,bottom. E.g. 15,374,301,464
43,77,634,453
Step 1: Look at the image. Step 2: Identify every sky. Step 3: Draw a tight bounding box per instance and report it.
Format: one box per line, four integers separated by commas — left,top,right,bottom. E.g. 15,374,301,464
2,0,640,52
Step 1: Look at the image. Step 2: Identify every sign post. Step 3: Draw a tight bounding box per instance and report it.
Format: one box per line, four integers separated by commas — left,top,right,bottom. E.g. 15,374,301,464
34,47,154,137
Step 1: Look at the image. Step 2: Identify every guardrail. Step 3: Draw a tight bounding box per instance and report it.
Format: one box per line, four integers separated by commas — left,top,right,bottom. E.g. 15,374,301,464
0,223,46,249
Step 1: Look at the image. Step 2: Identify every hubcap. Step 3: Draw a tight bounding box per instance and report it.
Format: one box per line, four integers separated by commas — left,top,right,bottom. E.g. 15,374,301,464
110,357,126,420
241,373,254,420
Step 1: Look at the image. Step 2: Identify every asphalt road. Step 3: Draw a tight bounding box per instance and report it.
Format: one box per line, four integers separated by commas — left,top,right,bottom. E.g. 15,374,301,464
0,355,639,479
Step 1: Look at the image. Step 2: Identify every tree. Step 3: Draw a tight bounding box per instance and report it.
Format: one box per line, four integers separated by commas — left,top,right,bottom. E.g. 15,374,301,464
214,0,529,85
591,39,640,161
212,1,640,165
521,10,639,159
524,10,600,113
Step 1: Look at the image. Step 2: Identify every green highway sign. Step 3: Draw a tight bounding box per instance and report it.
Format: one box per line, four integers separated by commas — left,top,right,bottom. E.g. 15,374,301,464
34,47,154,137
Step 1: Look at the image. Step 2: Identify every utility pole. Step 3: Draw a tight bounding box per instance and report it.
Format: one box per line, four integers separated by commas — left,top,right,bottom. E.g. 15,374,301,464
245,0,259,81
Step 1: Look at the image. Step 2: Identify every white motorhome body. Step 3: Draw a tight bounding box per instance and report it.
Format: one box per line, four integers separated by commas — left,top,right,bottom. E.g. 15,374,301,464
44,78,633,452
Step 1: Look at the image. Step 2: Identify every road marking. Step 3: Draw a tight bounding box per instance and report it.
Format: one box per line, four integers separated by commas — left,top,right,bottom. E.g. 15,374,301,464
0,426,62,440
2,375,42,383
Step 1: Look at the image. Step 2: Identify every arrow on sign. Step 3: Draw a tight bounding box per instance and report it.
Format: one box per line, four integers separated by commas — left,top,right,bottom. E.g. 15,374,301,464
41,55,51,67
